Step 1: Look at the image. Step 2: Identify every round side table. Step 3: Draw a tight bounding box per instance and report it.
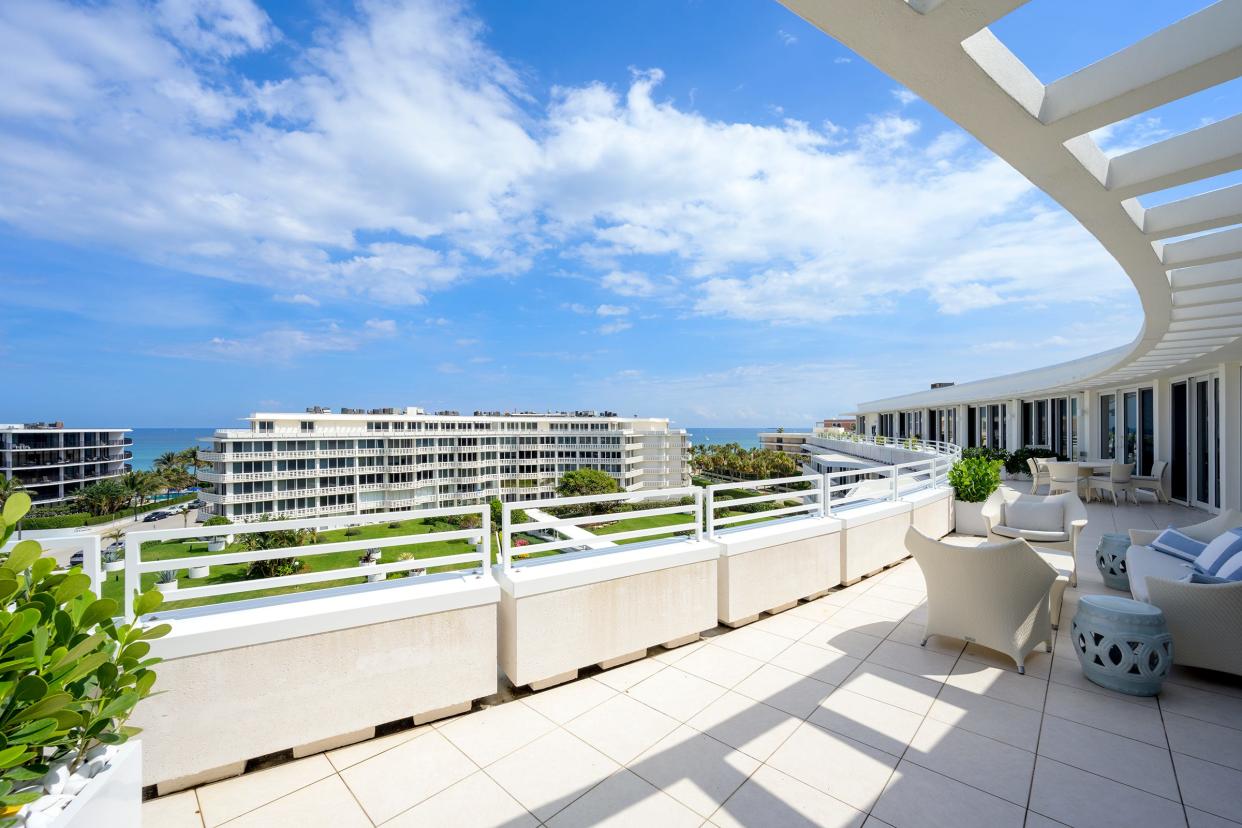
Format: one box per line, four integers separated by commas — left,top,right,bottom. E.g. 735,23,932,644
1095,533,1131,592
1071,595,1172,696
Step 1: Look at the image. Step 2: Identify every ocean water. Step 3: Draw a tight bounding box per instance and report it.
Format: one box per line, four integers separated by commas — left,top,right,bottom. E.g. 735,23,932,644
129,427,212,470
683,427,808,450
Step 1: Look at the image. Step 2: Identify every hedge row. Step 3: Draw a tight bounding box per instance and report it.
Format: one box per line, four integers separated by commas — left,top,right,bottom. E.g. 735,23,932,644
21,492,198,530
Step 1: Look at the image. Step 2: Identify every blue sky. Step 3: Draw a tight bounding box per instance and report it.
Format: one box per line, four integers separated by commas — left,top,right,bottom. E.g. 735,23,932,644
0,0,1236,428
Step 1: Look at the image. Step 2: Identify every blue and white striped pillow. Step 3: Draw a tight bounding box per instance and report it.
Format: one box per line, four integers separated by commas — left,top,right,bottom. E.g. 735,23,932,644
1196,528,1242,581
1150,527,1207,563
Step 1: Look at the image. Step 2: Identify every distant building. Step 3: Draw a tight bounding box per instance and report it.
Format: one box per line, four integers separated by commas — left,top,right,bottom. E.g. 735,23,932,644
820,418,857,432
1,423,132,505
199,407,690,521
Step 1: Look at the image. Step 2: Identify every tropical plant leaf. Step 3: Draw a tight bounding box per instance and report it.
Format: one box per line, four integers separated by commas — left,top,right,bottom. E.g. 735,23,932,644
78,599,118,630
13,674,47,701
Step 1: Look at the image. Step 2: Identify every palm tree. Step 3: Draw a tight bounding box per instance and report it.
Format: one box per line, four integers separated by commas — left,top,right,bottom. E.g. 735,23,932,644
154,451,182,473
0,475,26,508
120,470,164,522
177,446,208,473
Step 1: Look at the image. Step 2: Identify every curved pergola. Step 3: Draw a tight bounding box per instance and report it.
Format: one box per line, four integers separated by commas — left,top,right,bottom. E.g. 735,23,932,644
781,0,1242,410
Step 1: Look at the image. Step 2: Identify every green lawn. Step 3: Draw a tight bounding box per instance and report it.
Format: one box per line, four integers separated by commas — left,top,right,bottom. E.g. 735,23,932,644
583,512,698,545
107,518,481,611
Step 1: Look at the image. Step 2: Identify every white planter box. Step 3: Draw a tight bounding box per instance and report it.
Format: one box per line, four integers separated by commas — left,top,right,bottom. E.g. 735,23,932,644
103,561,124,573
207,539,226,552
155,580,178,594
712,517,842,626
187,565,210,579
496,540,719,689
953,499,988,536
133,575,499,794
839,501,913,584
41,742,141,828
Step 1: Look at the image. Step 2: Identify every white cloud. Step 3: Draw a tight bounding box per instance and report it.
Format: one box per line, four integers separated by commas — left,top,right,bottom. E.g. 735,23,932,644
363,318,397,335
891,88,919,107
833,56,852,64
274,293,320,306
437,361,463,374
455,337,480,347
601,271,657,297
777,30,797,46
598,320,632,335
0,0,1131,332
596,304,629,317
155,0,275,57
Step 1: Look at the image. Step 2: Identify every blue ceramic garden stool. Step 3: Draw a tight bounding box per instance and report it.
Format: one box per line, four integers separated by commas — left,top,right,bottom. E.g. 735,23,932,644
1072,595,1172,696
1095,533,1131,591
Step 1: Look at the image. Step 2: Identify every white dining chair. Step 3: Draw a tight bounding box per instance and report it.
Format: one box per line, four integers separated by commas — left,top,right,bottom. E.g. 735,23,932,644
1131,460,1169,503
1089,462,1136,506
1046,461,1082,498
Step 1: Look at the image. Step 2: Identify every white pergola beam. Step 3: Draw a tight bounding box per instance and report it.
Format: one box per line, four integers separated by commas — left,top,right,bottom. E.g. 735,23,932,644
1162,225,1242,268
1039,2,1242,137
1143,183,1242,239
1107,114,1242,197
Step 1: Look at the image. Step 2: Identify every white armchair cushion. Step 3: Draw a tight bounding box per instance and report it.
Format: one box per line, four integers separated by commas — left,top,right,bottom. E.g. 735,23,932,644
992,525,1070,543
1004,500,1064,532
1128,544,1195,602
1196,528,1242,578
1150,527,1207,563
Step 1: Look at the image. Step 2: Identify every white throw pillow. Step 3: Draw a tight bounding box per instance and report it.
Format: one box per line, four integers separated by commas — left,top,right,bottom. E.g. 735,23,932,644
1004,500,1064,532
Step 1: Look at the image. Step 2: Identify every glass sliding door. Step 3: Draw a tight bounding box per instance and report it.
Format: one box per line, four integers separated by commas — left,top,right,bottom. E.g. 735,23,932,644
1099,394,1116,459
1139,388,1154,476
1172,382,1188,502
1123,392,1138,466
1196,379,1211,507
1070,397,1079,459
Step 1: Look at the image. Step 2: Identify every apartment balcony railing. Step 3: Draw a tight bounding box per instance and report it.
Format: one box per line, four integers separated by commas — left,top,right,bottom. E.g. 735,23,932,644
704,474,825,536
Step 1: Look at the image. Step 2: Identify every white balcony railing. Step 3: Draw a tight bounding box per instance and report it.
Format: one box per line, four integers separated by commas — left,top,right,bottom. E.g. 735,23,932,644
704,474,825,536
500,486,702,570
123,506,490,618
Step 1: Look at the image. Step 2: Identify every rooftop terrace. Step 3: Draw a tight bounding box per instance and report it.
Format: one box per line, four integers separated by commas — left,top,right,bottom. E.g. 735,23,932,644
142,494,1242,828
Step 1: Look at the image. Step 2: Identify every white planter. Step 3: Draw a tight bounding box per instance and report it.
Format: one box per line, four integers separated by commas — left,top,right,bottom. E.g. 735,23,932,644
953,499,988,536
156,580,178,594
103,561,124,573
207,539,226,552
360,562,383,583
187,565,210,579
19,742,141,828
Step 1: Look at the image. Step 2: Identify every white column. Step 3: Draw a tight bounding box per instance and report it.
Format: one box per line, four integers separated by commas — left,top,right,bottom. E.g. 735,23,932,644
1081,392,1094,459
1007,399,1021,450
1219,363,1240,512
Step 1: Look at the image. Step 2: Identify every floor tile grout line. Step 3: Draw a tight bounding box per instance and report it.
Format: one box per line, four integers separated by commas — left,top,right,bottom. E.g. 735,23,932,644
335,767,377,828
207,764,343,828
1159,693,1194,828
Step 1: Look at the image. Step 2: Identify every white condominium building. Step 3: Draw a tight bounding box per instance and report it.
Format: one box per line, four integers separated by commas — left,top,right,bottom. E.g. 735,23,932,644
199,407,689,521
1,423,132,505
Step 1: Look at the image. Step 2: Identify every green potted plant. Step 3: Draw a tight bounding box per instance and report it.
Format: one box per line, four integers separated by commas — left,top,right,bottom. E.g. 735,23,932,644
0,492,168,827
947,456,1002,536
202,515,231,552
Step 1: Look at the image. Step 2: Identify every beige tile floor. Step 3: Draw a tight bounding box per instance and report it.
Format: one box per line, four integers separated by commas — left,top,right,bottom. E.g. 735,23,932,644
145,494,1242,827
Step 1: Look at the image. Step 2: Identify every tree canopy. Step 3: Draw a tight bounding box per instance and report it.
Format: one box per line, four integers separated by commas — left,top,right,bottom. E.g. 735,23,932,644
689,443,798,481
555,468,620,498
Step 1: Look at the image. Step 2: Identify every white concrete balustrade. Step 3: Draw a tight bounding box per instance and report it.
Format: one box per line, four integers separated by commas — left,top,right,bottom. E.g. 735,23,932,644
123,465,956,798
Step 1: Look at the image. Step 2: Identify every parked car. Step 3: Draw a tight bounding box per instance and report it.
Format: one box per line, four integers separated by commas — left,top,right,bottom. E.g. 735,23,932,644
142,510,170,522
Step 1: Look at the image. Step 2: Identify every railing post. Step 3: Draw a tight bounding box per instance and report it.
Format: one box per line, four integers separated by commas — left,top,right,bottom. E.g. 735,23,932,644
480,506,491,574
703,486,714,539
123,534,138,620
501,502,512,571
817,474,827,518
695,488,705,542
85,534,102,598
891,466,899,502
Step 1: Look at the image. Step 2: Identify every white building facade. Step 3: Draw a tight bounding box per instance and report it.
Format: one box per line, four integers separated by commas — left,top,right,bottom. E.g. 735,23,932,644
1,423,132,505
199,408,690,521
